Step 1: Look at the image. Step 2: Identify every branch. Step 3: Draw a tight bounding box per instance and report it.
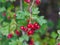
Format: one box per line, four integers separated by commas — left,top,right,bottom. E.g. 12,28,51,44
30,0,36,9
20,0,23,11
29,0,36,23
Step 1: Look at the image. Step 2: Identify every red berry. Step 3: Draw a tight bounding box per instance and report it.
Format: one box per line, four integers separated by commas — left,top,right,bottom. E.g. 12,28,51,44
24,27,28,32
24,0,30,3
20,26,25,30
7,16,10,20
27,24,32,28
31,24,35,29
7,33,13,39
58,43,60,45
29,39,34,45
27,30,34,36
2,13,6,16
15,30,20,36
35,0,40,5
14,14,16,17
27,19,30,23
34,22,38,26
36,25,40,29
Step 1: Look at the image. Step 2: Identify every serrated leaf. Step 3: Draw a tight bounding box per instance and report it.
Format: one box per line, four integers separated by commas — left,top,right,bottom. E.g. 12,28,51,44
10,19,16,31
32,7,40,15
22,35,29,41
37,16,47,25
2,22,9,26
19,37,24,42
0,26,9,36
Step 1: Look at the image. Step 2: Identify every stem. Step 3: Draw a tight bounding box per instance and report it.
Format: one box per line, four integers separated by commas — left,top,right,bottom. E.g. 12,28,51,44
20,0,23,11
20,0,25,35
29,0,36,23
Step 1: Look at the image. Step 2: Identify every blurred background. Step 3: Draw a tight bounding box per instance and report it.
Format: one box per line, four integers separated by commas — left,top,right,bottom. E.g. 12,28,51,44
38,0,60,32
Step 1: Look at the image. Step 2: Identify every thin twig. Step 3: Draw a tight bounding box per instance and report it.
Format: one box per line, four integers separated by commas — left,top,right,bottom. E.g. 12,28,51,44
20,0,23,11
29,0,36,23
30,0,36,10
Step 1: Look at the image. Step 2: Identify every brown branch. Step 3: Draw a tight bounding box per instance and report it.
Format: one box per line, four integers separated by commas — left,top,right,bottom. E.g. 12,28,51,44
20,0,23,11
29,0,36,23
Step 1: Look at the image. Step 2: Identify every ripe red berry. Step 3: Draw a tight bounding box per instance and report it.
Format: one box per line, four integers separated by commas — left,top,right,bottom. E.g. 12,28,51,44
7,33,13,39
35,0,40,5
31,24,35,29
34,22,38,26
27,19,30,23
27,24,32,28
15,30,20,36
14,14,16,17
24,27,28,32
34,22,40,29
20,26,25,30
27,30,34,36
24,0,30,3
58,43,60,45
7,16,10,20
29,38,34,45
2,13,6,16
36,25,40,29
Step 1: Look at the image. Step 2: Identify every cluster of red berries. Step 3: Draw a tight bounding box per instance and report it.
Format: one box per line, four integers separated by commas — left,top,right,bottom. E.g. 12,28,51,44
20,22,40,36
7,30,20,39
24,0,40,5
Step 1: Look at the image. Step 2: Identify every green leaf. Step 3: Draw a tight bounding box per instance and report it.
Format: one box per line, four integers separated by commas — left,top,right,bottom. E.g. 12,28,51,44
51,32,57,39
9,40,17,45
0,26,9,36
21,34,29,41
34,41,40,45
37,16,47,26
48,38,56,45
16,10,30,19
2,22,9,26
0,17,3,23
10,0,16,2
38,24,47,35
0,0,6,3
10,19,16,31
32,7,40,15
32,34,40,41
0,7,6,12
23,42,28,45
